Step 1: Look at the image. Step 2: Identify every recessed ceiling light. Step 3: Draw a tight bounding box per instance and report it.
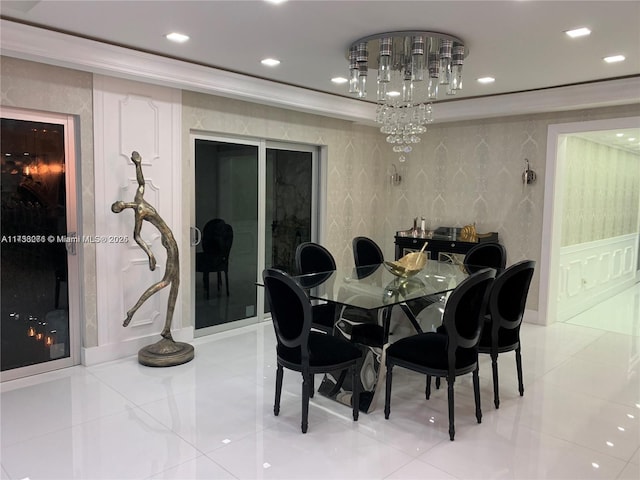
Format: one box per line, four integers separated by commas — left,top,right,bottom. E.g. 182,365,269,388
629,137,637,141
261,58,281,67
264,0,287,4
165,32,189,43
604,55,626,63
387,91,401,97
331,77,348,84
565,27,591,38
477,77,495,84
616,133,625,137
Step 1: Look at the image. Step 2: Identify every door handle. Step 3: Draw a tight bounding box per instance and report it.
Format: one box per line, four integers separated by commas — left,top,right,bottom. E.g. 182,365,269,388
190,226,202,247
66,232,78,256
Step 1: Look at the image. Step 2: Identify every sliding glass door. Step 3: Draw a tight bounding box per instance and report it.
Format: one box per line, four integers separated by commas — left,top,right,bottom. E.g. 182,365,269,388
1,108,80,381
192,135,318,334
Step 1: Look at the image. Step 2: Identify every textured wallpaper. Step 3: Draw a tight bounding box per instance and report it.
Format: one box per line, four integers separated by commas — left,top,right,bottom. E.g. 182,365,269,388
2,57,639,346
380,107,640,309
0,57,98,347
561,136,640,246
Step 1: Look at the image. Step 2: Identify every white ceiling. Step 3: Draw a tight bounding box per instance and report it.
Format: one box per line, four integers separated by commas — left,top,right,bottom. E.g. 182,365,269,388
1,0,639,102
1,0,639,153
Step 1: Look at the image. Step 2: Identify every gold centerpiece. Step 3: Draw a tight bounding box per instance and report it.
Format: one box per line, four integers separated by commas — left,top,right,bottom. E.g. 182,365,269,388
383,244,427,278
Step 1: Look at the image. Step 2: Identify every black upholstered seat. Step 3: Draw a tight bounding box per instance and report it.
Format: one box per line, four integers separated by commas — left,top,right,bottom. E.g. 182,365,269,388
384,268,496,441
262,268,362,433
478,260,535,408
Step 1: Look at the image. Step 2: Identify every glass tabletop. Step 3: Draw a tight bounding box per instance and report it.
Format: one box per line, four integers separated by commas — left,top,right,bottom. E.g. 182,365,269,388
293,260,473,311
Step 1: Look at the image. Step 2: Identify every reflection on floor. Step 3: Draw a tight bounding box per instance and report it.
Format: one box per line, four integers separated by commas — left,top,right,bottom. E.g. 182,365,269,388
1,243,70,371
1,284,639,479
194,266,257,330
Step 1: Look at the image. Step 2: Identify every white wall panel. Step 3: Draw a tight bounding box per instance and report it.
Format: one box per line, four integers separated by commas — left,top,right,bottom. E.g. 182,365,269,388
89,75,184,364
558,234,637,321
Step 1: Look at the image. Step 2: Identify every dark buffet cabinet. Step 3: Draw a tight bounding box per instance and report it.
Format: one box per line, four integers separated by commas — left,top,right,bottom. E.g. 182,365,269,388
395,227,499,263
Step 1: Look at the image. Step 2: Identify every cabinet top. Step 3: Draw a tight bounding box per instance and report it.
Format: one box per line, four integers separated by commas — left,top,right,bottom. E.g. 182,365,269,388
396,227,498,244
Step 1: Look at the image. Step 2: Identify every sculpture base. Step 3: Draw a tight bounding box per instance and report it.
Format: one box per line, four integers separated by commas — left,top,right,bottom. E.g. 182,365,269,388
138,338,194,367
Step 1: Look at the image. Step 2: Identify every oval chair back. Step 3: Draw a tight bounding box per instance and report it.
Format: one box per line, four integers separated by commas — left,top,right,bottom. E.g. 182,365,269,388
295,242,336,275
352,236,384,267
463,242,506,274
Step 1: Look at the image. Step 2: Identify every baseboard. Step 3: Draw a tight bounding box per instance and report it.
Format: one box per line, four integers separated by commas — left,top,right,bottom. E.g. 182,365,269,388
81,326,194,366
523,308,541,325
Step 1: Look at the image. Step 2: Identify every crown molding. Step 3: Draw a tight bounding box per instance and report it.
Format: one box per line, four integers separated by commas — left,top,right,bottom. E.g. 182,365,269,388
2,19,639,126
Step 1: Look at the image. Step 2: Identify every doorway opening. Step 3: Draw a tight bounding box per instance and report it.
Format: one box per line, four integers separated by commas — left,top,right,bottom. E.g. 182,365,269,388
540,116,640,326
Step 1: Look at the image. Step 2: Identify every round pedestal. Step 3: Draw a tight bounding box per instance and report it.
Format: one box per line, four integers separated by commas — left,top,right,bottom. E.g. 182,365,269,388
138,338,194,367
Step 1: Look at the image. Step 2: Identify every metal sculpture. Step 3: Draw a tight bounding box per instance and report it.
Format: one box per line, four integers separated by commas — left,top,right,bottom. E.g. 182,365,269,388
112,151,193,366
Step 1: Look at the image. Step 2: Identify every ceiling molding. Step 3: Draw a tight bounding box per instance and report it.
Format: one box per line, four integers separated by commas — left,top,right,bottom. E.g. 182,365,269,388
2,19,639,126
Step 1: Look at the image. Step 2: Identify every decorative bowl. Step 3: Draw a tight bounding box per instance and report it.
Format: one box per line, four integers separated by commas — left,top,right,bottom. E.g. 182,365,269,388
383,251,427,278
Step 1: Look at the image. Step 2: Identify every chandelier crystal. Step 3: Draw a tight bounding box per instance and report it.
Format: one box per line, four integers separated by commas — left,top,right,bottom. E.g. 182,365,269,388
347,31,467,161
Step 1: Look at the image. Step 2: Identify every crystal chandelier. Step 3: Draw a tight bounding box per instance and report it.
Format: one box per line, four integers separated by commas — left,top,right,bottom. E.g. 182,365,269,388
347,31,467,161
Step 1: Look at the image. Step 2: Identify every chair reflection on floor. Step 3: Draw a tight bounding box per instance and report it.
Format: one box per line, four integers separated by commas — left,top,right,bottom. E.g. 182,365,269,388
196,218,233,298
262,268,362,433
384,268,496,441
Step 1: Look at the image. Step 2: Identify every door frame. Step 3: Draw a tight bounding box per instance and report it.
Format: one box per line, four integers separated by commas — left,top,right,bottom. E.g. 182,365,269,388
0,106,82,382
539,115,640,326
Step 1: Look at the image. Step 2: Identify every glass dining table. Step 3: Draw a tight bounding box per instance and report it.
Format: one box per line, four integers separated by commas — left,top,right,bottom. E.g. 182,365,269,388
290,260,473,413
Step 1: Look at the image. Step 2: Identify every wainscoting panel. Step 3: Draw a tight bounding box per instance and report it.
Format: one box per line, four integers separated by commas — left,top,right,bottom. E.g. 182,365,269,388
89,75,184,365
558,234,638,321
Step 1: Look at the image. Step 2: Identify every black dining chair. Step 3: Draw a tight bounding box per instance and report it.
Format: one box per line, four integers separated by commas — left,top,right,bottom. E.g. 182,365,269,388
195,218,234,297
384,268,496,441
349,236,389,346
295,242,338,334
479,260,536,409
353,236,384,267
463,242,506,274
352,235,434,344
262,268,362,433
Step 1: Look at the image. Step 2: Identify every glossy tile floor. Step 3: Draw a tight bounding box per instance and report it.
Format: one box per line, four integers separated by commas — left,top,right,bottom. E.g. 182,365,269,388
1,283,639,480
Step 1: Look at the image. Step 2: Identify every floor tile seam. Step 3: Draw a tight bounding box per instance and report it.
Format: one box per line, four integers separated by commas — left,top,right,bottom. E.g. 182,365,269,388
630,445,640,464
380,452,455,480
0,405,138,450
519,420,637,465
199,426,273,457
354,417,452,460
146,453,240,480
81,365,150,409
489,410,640,464
538,374,639,409
0,364,89,393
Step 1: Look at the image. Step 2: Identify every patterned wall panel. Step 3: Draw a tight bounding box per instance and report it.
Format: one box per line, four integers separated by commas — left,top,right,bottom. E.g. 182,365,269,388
0,57,97,346
3,57,639,348
561,136,640,246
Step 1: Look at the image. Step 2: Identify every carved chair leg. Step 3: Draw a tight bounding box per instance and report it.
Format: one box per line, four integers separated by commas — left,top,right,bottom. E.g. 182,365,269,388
515,346,524,396
274,364,283,416
447,377,455,441
384,364,393,419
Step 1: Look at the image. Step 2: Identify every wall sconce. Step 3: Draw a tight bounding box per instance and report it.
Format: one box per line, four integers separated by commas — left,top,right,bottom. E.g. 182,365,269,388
522,158,537,185
389,164,402,186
